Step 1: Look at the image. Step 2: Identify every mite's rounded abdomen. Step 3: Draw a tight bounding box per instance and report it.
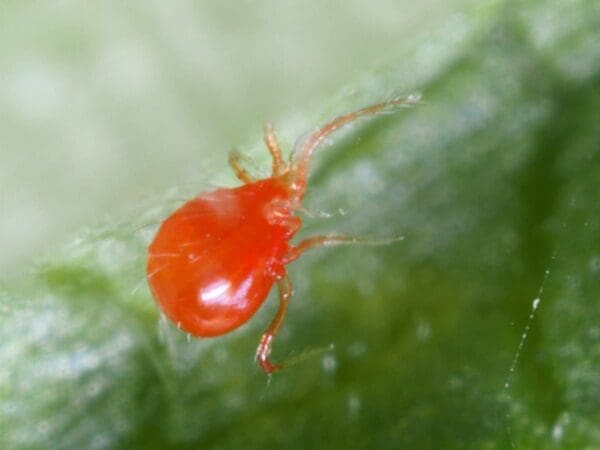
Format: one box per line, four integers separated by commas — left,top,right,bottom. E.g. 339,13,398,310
147,182,292,336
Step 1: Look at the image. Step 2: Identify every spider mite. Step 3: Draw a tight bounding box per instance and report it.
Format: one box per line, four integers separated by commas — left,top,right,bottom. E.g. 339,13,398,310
147,96,418,373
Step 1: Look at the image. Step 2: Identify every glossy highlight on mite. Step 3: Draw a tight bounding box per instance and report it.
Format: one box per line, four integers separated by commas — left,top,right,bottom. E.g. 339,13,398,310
146,95,419,373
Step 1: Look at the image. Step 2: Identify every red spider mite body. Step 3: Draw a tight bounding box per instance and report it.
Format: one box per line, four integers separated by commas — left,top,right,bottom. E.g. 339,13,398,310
147,96,418,373
148,176,298,337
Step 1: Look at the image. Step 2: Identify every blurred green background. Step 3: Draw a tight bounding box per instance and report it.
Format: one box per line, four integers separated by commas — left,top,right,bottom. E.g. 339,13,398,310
0,0,474,276
1,1,599,449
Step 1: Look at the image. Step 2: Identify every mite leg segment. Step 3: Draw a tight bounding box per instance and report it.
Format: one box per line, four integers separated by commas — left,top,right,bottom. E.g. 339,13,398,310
284,235,363,264
228,151,256,184
256,275,292,374
284,234,403,264
291,95,421,199
264,122,287,176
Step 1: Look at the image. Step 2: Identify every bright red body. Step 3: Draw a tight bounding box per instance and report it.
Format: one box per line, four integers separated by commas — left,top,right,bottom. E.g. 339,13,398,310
146,96,417,372
147,176,300,337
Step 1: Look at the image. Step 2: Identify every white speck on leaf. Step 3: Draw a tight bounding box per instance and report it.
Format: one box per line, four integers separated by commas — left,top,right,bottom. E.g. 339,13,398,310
552,423,563,442
322,355,337,373
347,393,361,417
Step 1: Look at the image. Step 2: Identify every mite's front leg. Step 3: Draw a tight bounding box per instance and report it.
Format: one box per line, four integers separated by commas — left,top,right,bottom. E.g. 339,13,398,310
228,151,256,184
264,122,288,176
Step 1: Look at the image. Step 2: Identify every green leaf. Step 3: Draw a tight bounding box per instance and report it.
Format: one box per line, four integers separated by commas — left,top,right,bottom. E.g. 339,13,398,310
1,0,599,449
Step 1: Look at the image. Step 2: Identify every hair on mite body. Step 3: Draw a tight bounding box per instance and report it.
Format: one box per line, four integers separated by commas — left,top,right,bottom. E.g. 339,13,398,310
147,95,420,373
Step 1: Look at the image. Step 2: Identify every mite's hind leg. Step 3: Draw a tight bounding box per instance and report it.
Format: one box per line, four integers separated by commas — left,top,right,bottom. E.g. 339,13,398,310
228,151,256,184
256,275,292,374
284,234,402,264
264,122,288,176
